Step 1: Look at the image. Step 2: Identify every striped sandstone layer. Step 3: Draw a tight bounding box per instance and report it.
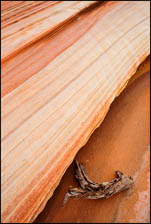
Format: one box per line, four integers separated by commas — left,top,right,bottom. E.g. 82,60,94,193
1,1,150,223
1,1,97,62
1,1,104,97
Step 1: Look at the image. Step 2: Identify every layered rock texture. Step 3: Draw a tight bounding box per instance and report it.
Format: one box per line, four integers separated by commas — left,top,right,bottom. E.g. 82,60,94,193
1,1,150,223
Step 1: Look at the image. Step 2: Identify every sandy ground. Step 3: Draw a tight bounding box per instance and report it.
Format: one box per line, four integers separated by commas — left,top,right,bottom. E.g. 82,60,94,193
35,58,150,223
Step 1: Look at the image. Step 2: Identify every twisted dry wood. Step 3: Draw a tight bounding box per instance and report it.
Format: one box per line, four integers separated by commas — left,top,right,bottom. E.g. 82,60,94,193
64,160,134,204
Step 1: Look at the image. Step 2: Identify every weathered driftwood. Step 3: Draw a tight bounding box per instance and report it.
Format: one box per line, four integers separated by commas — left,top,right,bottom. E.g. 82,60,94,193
1,1,150,223
63,160,134,204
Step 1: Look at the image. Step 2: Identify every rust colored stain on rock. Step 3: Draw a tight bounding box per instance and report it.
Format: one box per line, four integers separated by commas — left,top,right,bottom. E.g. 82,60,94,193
35,70,150,223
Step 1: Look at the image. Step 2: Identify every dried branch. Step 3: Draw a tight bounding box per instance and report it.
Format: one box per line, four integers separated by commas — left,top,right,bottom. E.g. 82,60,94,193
63,160,134,205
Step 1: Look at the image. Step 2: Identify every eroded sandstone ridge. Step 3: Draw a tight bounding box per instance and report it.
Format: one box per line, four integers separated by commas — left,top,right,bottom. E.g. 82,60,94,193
1,1,150,223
